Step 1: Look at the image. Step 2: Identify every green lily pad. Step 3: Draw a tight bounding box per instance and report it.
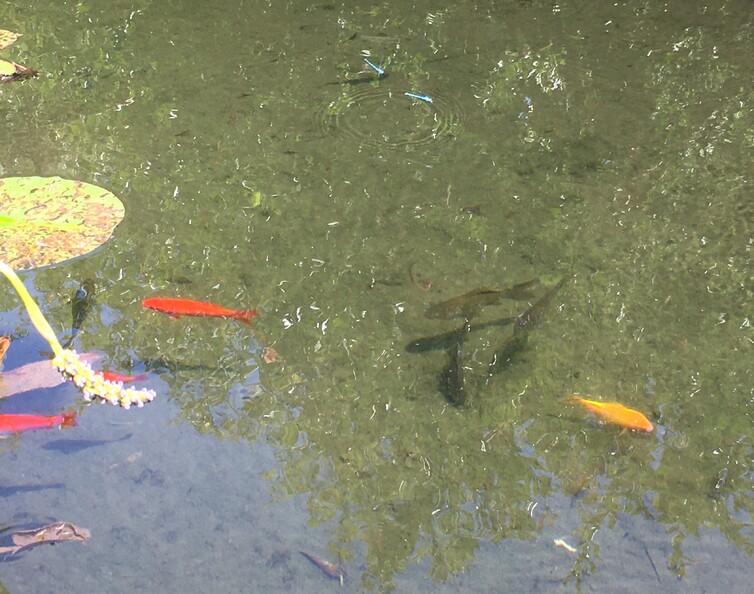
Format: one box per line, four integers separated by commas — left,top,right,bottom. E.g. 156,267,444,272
0,177,125,270
0,29,19,50
0,59,14,76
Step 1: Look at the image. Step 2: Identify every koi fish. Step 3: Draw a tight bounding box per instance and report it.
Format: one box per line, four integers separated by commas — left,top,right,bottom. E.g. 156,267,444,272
568,395,653,432
300,551,347,584
0,412,76,433
98,371,148,383
142,297,258,325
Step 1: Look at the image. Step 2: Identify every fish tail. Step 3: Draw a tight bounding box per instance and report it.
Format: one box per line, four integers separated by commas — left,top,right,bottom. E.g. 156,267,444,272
61,412,77,428
235,309,259,325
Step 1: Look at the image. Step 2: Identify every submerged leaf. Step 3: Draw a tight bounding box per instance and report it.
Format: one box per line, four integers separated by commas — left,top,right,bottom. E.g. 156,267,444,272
0,352,101,399
0,177,125,270
0,336,10,366
0,521,90,556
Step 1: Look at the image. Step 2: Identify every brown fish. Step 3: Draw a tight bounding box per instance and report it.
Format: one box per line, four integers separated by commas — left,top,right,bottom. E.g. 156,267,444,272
301,551,347,585
425,279,539,320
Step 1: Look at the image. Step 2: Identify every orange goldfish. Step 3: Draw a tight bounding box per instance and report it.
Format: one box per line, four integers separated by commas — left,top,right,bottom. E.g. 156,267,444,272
142,297,258,325
568,395,653,433
0,412,76,433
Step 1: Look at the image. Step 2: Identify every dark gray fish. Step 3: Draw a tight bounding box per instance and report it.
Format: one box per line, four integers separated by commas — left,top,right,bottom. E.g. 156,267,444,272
425,279,539,320
513,276,570,337
0,484,64,497
439,324,470,406
488,276,570,375
406,315,515,353
488,333,528,376
41,433,132,454
62,279,96,349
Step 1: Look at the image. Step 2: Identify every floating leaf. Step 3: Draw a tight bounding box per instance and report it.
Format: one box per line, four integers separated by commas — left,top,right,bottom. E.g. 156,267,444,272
0,521,90,557
0,30,19,50
0,59,13,76
0,352,101,400
0,177,125,270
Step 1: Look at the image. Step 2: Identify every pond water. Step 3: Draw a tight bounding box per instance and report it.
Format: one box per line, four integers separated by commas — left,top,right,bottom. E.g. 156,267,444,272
0,0,752,592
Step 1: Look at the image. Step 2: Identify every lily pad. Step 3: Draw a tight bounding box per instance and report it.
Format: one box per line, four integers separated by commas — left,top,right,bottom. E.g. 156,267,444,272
0,29,19,50
0,59,35,82
0,177,125,270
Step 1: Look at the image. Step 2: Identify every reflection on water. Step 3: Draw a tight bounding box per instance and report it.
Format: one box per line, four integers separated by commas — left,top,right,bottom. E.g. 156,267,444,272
0,0,752,592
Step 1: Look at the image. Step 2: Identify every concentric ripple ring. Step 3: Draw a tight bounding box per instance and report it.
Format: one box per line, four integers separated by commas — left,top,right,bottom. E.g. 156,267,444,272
315,85,464,150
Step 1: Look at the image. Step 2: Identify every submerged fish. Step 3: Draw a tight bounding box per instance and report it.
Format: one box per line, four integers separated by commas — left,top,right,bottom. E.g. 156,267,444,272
488,276,569,374
300,551,347,585
142,297,258,325
41,432,132,454
440,326,469,406
487,333,528,375
568,395,654,433
97,371,148,383
407,315,515,353
425,279,539,320
514,276,569,337
0,412,76,433
63,279,96,349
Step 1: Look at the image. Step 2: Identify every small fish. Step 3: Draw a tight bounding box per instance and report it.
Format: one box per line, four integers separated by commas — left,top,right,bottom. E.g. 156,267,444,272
425,279,539,320
513,276,569,337
407,315,515,353
301,551,347,585
440,326,469,406
63,279,96,349
404,91,433,103
0,412,76,433
142,297,258,325
98,371,148,383
568,395,654,433
487,333,528,375
42,433,132,454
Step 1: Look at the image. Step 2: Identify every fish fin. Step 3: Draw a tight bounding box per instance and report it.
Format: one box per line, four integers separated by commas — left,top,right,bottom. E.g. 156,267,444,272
235,310,259,325
61,413,77,428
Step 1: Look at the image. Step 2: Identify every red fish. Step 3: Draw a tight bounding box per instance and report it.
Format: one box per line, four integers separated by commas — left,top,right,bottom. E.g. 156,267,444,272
98,371,148,383
0,412,77,433
142,297,258,325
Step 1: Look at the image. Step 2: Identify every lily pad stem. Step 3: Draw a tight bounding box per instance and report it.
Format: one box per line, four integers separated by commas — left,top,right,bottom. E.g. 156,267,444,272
0,261,63,356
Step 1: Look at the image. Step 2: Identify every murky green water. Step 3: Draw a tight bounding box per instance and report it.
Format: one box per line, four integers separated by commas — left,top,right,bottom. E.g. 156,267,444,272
1,0,752,592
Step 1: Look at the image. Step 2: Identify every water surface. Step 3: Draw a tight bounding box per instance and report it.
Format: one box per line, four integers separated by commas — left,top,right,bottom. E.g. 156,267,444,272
0,0,752,592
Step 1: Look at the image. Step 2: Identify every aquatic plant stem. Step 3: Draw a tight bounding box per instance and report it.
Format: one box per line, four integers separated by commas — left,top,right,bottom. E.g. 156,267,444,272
0,261,63,356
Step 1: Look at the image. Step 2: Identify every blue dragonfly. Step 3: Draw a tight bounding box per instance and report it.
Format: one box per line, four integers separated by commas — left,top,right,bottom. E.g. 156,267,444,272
363,58,386,78
404,91,433,104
